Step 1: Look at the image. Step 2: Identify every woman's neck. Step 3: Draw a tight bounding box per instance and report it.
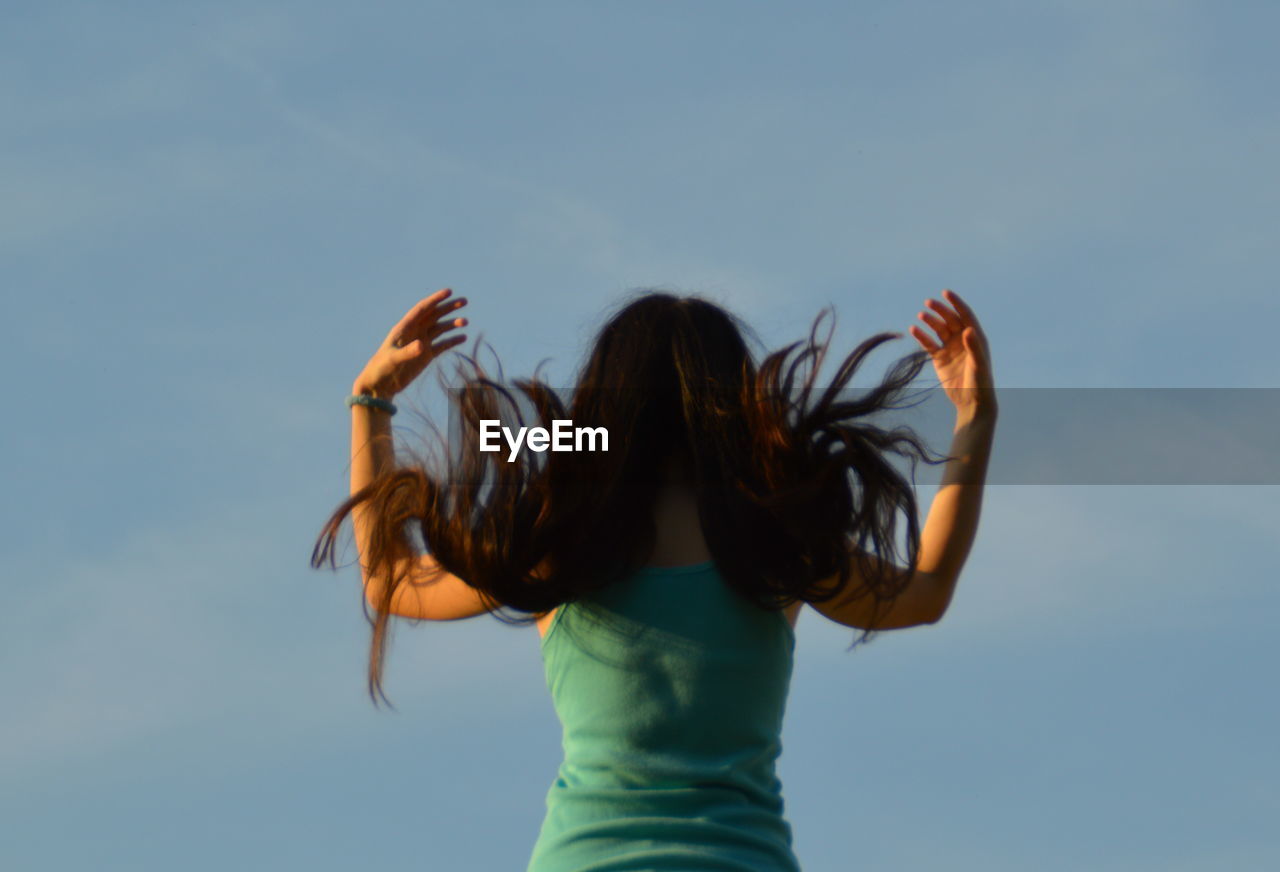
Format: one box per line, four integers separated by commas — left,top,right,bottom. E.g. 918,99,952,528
647,455,711,566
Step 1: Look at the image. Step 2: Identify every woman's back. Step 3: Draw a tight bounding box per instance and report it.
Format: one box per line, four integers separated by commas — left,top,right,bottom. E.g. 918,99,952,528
528,559,801,871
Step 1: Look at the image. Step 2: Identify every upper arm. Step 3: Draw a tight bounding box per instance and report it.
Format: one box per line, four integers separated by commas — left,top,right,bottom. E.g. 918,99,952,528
807,547,950,630
366,554,494,621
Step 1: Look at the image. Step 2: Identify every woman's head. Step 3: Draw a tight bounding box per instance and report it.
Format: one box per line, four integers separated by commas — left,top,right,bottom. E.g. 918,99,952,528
313,289,950,707
562,292,758,492
581,292,756,397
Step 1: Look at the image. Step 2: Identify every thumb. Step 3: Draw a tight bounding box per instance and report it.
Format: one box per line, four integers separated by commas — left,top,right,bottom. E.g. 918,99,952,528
963,328,986,367
396,339,423,358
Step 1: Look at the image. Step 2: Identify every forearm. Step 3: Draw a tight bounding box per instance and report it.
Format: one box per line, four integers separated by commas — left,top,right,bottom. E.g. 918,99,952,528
350,381,397,595
915,408,997,612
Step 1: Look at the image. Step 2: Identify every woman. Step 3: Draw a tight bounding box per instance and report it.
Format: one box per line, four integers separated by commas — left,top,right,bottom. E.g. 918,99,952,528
313,287,997,871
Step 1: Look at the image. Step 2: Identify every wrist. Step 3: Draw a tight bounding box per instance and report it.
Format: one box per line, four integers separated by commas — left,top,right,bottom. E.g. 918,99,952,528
349,382,398,417
955,404,998,430
352,381,393,400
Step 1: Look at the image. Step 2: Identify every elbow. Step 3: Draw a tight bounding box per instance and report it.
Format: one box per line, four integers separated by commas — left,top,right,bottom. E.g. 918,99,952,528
923,577,956,626
362,576,394,616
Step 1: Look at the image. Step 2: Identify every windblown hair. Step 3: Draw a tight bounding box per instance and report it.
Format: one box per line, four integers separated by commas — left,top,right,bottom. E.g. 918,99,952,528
313,290,952,708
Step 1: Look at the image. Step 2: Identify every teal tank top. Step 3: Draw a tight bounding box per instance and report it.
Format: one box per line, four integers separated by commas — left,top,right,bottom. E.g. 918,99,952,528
527,560,801,872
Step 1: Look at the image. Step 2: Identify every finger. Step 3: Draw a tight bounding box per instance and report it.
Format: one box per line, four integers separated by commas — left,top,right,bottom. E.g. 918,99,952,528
389,297,466,347
917,309,949,339
923,296,964,333
396,327,467,360
426,316,468,339
424,294,467,317
908,324,941,354
941,289,982,334
399,286,460,321
424,299,468,327
388,288,457,334
411,298,467,338
403,288,452,322
429,334,468,355
963,327,990,369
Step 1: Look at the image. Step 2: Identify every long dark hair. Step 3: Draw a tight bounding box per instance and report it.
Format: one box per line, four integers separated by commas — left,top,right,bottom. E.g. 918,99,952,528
313,290,952,707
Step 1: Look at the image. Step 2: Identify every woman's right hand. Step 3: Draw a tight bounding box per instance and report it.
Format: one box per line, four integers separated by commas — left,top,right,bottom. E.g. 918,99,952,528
352,288,468,399
908,289,997,419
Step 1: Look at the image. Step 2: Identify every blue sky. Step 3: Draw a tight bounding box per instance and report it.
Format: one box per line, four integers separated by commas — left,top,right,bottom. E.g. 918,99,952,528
3,1,1278,869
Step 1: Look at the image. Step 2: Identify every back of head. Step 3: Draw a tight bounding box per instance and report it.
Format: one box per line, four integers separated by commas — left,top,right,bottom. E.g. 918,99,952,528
569,291,758,489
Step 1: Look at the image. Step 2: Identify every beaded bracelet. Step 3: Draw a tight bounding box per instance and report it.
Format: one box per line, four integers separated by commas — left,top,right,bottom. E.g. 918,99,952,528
346,393,397,416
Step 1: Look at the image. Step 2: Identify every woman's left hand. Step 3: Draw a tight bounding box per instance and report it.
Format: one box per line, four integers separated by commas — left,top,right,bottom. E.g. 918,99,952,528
908,288,997,419
352,288,468,398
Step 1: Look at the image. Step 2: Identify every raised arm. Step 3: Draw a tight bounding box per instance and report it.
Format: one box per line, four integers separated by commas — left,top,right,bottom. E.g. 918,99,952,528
348,386,395,605
810,289,998,629
349,289,470,613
